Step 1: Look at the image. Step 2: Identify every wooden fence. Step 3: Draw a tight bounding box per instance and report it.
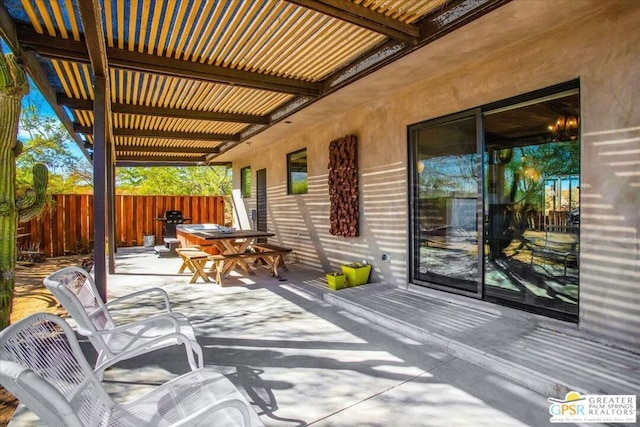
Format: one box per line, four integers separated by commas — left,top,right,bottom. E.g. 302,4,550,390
18,194,226,257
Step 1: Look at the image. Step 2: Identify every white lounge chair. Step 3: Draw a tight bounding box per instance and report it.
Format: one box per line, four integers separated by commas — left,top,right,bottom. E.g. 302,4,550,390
43,266,203,378
0,312,263,426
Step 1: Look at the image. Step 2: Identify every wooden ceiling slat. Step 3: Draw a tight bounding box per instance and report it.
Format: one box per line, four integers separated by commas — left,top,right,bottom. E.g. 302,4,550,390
6,0,509,162
76,126,240,143
62,61,81,98
306,27,379,78
220,2,271,68
147,0,163,54
191,82,213,111
273,14,331,75
232,2,288,70
137,0,150,53
180,79,199,109
127,0,138,51
215,2,254,68
51,60,72,97
155,75,171,107
146,74,158,107
164,0,189,58
71,62,87,99
207,2,246,67
64,0,80,41
192,7,228,64
277,18,342,77
49,0,68,39
117,0,125,49
155,0,176,56
198,5,230,64
77,110,91,127
117,67,124,104
163,76,180,109
110,144,220,154
173,2,200,60
83,64,94,99
104,0,114,46
34,0,55,36
182,1,215,61
108,68,115,101
251,9,306,76
124,70,131,104
200,85,230,112
109,113,250,135
289,0,419,43
21,0,44,34
246,4,302,74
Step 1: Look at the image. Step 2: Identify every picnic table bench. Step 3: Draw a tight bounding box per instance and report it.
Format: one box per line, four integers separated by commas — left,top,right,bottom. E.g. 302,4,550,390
208,250,283,286
251,243,292,270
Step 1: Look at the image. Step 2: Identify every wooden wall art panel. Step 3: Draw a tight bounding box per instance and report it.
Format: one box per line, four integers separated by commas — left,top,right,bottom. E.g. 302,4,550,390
328,134,359,237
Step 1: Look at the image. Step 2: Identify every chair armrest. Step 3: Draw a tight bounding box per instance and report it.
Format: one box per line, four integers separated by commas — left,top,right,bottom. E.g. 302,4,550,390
82,312,183,338
170,398,254,427
93,330,202,375
105,287,172,313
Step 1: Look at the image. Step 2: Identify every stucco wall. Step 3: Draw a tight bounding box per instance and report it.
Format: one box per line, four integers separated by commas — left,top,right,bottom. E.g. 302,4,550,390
224,1,640,353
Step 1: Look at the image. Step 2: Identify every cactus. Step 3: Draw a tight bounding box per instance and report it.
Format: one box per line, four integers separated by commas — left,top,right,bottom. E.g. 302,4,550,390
0,53,49,329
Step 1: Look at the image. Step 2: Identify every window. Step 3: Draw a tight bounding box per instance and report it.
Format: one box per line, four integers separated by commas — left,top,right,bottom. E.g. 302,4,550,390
287,148,308,194
241,166,251,198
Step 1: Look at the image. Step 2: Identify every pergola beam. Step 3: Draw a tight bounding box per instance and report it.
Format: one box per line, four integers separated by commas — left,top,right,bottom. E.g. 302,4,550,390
59,96,269,125
86,144,221,154
74,125,240,142
115,155,207,163
18,30,321,97
286,0,419,44
117,160,230,168
77,0,114,290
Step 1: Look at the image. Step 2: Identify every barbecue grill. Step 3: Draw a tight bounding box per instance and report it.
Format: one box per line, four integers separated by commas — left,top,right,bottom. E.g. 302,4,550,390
156,210,191,238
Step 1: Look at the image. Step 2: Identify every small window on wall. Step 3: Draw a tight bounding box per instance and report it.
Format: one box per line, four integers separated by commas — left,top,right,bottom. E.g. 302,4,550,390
241,166,251,198
287,148,308,194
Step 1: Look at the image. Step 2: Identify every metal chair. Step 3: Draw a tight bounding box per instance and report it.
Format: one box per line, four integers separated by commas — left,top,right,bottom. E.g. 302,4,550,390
43,266,203,378
0,312,262,426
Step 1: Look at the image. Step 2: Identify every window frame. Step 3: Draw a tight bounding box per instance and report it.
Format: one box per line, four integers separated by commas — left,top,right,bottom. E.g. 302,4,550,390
287,148,308,195
240,166,251,198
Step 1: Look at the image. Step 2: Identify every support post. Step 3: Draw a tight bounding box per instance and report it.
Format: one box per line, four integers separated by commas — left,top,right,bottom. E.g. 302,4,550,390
93,76,107,301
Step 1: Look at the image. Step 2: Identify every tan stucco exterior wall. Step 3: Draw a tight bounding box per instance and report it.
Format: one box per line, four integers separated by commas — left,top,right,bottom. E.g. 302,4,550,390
222,1,640,353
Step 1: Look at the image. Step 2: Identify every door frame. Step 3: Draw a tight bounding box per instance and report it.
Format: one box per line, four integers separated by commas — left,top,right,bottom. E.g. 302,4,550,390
256,168,267,242
408,108,484,299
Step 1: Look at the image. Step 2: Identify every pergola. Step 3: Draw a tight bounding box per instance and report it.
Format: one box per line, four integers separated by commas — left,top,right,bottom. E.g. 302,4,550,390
0,0,508,298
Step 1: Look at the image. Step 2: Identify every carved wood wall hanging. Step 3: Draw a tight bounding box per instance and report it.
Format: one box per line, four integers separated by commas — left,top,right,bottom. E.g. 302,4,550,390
328,134,359,237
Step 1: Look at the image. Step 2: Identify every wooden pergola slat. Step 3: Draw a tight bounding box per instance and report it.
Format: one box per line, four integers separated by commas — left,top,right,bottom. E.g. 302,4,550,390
18,31,322,97
74,125,240,142
58,96,270,125
286,0,420,44
6,0,511,163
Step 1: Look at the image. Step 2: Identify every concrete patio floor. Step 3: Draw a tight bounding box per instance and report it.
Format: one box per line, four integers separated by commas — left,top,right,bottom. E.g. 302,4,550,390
10,246,638,426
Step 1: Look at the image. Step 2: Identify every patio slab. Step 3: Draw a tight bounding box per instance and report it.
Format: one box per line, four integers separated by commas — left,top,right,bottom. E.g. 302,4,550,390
9,246,629,426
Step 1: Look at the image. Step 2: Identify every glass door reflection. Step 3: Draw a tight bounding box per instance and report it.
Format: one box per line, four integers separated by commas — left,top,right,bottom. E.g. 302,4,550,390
413,114,481,294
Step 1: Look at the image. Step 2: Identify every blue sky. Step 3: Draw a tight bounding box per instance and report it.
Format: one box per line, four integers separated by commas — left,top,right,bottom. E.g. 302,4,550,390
20,77,88,161
2,39,86,160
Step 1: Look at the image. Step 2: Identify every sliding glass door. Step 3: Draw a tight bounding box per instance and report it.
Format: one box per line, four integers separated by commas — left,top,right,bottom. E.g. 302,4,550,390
410,111,482,296
409,82,580,321
483,90,580,320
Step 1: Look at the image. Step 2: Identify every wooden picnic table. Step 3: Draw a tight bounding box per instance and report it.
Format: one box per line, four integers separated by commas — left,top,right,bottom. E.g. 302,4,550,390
176,225,275,282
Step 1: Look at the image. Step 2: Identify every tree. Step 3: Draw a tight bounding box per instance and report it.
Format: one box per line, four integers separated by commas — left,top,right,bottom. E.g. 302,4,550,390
117,166,231,196
16,99,92,194
0,53,49,329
